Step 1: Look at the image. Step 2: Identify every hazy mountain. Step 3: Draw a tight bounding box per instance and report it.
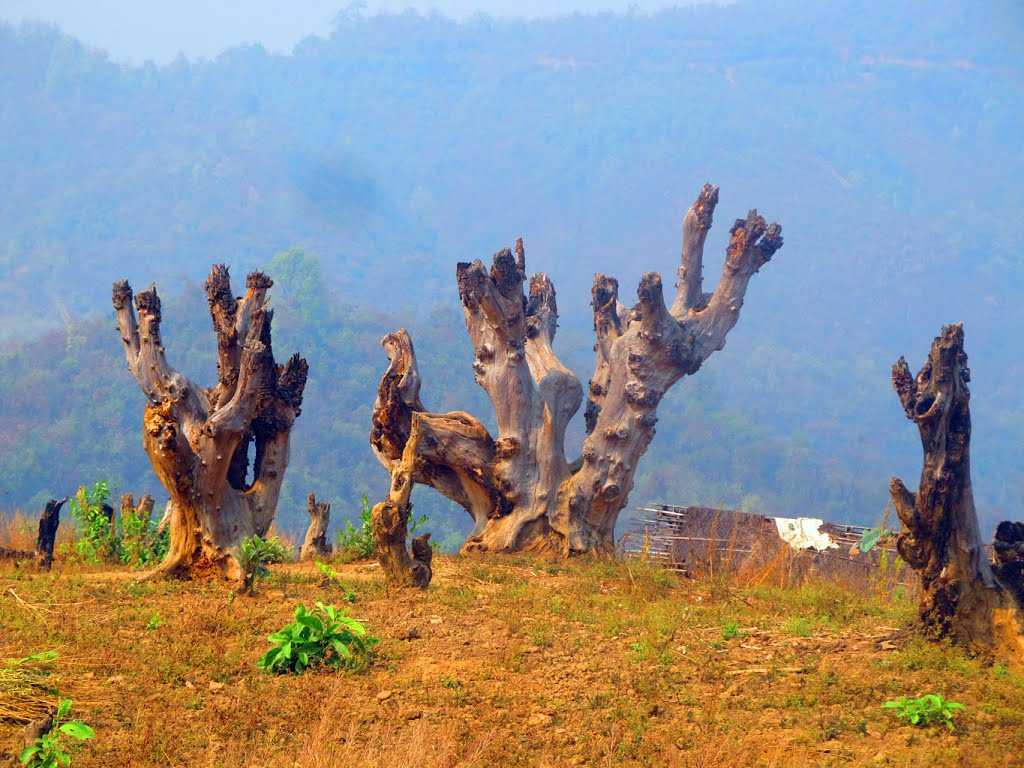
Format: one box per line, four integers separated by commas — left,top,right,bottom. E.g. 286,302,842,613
1,0,1022,538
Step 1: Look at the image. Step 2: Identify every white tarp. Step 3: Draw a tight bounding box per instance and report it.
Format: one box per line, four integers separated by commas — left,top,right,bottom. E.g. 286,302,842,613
772,516,838,551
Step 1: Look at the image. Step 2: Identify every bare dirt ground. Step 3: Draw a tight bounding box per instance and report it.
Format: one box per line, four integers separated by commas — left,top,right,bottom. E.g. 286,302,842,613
2,556,1022,767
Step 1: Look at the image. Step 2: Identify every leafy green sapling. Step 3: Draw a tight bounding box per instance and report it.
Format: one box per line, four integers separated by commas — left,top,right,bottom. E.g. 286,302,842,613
258,602,377,674
19,698,94,768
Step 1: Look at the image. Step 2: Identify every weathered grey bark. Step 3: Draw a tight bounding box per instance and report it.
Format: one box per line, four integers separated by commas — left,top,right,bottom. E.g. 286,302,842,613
370,184,782,576
113,266,308,581
300,493,333,561
35,497,67,570
890,324,1023,660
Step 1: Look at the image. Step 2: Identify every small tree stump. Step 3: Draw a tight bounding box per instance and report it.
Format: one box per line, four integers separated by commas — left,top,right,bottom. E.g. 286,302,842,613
35,497,67,570
300,493,332,561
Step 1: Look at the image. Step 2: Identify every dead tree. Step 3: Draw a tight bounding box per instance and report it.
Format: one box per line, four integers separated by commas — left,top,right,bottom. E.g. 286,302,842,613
35,497,67,570
300,493,333,561
890,324,1023,659
113,266,308,581
369,184,782,578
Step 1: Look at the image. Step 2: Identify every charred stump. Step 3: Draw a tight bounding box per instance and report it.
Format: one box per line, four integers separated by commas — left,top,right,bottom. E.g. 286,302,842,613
369,184,783,582
35,497,67,570
113,266,308,582
300,493,333,561
890,324,1023,660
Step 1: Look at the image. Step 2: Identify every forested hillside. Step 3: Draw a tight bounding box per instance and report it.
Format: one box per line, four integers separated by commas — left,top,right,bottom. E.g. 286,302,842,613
1,0,1022,539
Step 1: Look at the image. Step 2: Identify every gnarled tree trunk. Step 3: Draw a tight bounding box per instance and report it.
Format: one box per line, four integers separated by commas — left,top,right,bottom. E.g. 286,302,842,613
890,324,1023,661
113,266,308,581
370,184,782,578
300,493,333,561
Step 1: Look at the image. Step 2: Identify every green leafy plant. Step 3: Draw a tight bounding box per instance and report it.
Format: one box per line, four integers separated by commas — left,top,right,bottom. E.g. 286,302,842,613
239,535,290,591
257,602,377,674
65,482,168,567
145,613,162,631
118,504,168,568
315,561,357,602
721,620,742,640
335,495,430,561
67,481,116,564
335,495,375,560
19,698,94,767
883,694,964,730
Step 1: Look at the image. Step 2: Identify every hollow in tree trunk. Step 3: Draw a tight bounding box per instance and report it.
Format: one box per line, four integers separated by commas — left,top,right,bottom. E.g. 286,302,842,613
300,493,333,561
890,324,1023,661
369,184,782,579
113,267,308,581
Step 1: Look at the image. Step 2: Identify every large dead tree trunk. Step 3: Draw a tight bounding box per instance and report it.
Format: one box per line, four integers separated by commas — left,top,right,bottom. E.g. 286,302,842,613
300,493,333,561
890,324,1023,660
113,267,308,581
370,184,782,574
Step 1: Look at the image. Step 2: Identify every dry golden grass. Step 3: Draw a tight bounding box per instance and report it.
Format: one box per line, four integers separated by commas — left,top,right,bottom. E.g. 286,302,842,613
1,553,1022,767
0,510,39,553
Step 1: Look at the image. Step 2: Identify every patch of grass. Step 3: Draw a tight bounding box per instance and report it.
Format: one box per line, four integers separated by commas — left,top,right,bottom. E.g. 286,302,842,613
4,555,1023,767
782,616,813,637
721,620,742,640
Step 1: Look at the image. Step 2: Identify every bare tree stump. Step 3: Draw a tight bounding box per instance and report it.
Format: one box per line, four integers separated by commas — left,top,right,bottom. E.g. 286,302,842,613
890,324,1023,660
300,493,333,561
35,497,67,570
369,184,782,580
113,266,308,582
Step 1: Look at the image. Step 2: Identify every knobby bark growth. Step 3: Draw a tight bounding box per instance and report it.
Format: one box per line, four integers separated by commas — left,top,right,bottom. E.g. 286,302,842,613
370,184,782,578
300,493,333,561
890,324,1023,660
113,266,308,581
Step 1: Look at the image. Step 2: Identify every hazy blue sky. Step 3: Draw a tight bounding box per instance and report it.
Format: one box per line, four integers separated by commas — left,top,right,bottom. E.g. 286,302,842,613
0,0,711,63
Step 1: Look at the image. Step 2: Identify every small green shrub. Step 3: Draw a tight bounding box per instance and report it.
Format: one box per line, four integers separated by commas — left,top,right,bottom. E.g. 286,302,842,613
721,620,742,640
19,698,94,767
315,561,357,602
335,495,427,560
67,482,117,564
258,602,377,674
66,482,168,567
119,504,168,567
239,535,290,590
335,495,375,559
783,616,813,637
883,694,964,730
